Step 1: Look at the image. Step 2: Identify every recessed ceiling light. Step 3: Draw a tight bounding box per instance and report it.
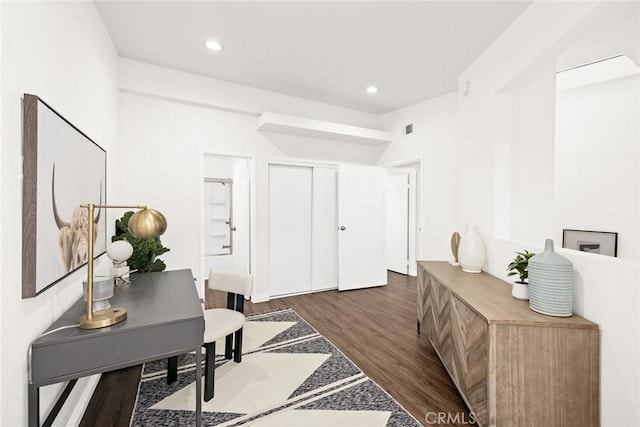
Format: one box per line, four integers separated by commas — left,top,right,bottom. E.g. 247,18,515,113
204,40,223,52
366,86,378,94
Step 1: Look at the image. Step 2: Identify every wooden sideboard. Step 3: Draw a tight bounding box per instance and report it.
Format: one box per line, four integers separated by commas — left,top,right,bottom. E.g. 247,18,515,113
417,261,599,427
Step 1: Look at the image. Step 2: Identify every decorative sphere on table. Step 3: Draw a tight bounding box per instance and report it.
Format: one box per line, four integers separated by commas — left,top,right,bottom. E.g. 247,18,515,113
107,240,134,263
107,240,134,288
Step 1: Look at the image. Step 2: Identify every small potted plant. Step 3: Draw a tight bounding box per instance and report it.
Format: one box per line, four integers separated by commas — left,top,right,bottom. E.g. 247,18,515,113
507,250,535,300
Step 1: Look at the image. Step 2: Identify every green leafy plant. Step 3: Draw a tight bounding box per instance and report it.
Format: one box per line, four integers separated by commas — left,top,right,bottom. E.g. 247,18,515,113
112,211,170,273
507,250,535,284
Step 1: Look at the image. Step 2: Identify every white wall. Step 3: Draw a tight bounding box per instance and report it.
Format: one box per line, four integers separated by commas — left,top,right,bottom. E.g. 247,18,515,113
203,155,236,179
1,2,119,426
458,1,640,424
118,60,383,301
555,73,639,260
378,92,459,262
508,58,557,246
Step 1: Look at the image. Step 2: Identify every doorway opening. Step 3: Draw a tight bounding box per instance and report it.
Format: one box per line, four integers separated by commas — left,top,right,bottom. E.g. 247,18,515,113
384,161,420,276
202,154,252,281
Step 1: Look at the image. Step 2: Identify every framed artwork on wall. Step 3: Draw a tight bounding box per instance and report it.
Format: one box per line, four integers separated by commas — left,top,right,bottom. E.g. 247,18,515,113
562,229,618,257
22,94,107,298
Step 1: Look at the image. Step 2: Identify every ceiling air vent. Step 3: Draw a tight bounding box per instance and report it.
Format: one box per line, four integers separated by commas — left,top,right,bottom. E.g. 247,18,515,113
404,124,413,135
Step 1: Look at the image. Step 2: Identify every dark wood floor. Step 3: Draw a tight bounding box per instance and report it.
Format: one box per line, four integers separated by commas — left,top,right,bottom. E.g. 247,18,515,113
82,272,469,426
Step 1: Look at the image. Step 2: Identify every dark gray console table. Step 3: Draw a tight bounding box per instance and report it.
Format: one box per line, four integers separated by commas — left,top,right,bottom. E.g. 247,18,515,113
29,269,204,427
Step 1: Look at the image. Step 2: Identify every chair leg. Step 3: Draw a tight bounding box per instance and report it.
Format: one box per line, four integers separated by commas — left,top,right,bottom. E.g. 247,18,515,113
234,328,243,363
204,342,215,402
167,356,178,384
224,334,233,360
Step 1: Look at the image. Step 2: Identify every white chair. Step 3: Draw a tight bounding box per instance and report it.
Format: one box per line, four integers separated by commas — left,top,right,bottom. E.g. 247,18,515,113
166,270,252,402
202,270,253,401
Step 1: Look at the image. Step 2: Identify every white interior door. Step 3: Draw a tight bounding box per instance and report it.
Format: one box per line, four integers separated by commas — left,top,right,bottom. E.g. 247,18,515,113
232,160,251,274
312,167,338,291
268,165,312,296
386,172,409,274
338,164,386,290
407,168,418,276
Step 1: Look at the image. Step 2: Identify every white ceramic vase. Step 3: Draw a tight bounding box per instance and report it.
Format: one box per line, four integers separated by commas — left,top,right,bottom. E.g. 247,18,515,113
458,225,486,273
511,282,529,300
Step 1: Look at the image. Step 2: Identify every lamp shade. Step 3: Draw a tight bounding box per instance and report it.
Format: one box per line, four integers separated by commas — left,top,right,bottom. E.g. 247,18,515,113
129,208,167,239
107,240,134,262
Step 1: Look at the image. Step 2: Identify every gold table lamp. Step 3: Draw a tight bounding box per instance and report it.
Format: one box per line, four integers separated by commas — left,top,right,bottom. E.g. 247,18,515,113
78,204,167,329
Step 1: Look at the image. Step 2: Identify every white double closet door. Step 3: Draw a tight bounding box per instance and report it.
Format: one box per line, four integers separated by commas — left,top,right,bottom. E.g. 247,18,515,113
268,163,385,297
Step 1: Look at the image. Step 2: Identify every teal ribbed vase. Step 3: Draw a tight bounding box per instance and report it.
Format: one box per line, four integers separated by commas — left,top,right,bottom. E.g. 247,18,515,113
528,239,574,317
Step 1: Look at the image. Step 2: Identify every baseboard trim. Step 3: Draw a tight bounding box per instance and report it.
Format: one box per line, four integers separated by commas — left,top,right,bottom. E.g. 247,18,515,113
252,293,270,303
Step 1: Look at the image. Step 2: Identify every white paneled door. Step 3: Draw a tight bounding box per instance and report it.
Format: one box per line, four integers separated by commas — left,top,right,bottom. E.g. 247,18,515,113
311,168,338,291
338,164,386,290
268,165,313,296
386,172,409,274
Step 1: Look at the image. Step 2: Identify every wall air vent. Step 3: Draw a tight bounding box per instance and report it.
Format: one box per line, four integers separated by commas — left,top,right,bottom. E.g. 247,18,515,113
404,124,413,135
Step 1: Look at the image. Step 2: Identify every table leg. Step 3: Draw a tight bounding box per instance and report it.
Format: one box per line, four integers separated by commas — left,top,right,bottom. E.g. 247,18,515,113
167,356,178,384
28,383,39,427
195,346,202,427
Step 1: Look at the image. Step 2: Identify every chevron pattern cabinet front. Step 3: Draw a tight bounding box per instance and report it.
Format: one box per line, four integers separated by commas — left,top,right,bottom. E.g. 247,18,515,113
417,261,599,427
450,297,488,425
424,275,452,364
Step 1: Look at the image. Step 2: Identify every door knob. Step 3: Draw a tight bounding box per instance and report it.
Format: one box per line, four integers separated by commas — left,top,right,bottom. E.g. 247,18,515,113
231,226,237,231
340,226,346,231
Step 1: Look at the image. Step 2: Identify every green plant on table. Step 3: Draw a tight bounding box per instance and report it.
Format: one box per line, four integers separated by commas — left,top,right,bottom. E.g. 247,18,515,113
506,250,535,284
112,211,170,273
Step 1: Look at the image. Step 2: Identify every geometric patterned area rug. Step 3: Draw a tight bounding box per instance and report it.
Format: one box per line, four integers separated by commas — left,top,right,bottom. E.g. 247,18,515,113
130,308,422,426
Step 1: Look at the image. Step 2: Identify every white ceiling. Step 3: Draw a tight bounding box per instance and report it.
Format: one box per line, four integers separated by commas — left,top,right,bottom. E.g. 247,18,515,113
95,1,530,114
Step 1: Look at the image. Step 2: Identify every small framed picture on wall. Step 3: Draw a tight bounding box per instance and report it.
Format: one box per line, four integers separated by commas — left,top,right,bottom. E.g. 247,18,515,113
562,229,618,257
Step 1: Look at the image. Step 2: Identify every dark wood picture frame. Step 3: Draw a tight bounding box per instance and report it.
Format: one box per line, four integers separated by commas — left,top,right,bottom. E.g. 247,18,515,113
22,94,107,298
562,228,618,257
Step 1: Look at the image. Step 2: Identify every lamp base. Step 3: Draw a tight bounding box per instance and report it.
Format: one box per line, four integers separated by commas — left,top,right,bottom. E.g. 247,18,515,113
78,307,128,329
